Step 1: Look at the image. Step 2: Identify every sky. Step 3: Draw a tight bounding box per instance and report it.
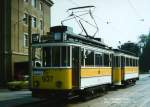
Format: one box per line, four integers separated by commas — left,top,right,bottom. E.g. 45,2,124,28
51,0,150,48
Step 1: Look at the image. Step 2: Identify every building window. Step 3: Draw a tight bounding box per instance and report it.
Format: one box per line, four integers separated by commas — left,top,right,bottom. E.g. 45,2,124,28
31,0,36,8
39,2,43,11
24,33,29,47
23,13,28,24
32,17,36,28
40,20,43,30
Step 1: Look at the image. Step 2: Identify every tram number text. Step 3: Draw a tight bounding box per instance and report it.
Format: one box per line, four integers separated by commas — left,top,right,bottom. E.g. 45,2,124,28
42,76,53,82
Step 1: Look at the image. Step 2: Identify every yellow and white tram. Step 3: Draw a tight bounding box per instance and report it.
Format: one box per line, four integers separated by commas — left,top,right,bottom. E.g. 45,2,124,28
31,26,139,98
113,49,139,85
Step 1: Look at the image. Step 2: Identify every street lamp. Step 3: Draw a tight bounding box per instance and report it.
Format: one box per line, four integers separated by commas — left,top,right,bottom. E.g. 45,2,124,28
28,15,32,89
13,10,32,88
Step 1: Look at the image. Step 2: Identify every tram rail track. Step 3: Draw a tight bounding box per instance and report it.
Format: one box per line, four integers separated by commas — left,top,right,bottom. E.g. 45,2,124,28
15,98,66,107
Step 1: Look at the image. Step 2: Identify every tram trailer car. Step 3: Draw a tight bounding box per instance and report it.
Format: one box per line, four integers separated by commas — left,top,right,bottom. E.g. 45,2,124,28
31,26,139,98
112,49,139,86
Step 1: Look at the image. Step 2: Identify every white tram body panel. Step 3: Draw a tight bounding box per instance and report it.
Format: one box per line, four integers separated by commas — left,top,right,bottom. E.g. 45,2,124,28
124,73,139,80
80,75,112,89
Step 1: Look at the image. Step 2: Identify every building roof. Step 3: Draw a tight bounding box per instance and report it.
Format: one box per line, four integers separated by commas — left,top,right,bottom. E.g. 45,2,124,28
42,0,54,6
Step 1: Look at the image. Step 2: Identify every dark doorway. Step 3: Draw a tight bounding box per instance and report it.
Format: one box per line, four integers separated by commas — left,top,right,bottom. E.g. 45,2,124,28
14,62,29,80
72,46,81,89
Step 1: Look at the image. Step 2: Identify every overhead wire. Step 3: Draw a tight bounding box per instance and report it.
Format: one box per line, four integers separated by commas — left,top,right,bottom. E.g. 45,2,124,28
127,0,144,21
66,0,108,36
94,14,132,39
63,1,99,37
65,0,131,38
67,0,79,6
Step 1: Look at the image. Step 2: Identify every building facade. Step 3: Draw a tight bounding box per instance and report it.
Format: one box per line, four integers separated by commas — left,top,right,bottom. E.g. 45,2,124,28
0,0,53,86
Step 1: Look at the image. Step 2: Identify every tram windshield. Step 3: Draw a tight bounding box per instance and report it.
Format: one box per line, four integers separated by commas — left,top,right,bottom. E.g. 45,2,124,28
32,46,70,67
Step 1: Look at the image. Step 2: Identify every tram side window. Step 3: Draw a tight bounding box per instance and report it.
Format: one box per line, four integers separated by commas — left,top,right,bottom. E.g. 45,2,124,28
133,59,135,66
95,53,103,66
121,56,125,67
85,50,94,66
109,54,112,66
130,58,133,66
115,56,120,67
133,59,138,66
136,59,139,66
67,47,70,66
133,59,136,66
135,59,137,66
126,58,129,66
104,54,109,66
81,48,84,66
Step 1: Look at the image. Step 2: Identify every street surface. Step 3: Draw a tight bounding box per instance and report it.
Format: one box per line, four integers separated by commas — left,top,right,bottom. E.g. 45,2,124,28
0,74,150,107
68,74,150,107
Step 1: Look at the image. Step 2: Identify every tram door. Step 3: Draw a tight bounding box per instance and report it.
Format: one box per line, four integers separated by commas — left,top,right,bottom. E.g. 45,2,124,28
113,55,122,85
72,46,81,89
111,54,115,83
121,56,125,81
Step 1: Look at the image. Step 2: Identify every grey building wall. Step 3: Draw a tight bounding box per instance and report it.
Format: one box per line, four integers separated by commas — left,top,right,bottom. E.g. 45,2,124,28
0,0,53,86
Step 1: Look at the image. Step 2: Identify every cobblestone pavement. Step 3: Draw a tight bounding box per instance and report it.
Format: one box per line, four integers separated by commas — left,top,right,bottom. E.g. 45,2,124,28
0,74,150,107
68,75,150,107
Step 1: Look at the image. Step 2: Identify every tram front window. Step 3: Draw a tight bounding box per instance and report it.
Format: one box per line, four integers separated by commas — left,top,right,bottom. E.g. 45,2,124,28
43,46,70,67
32,47,43,67
52,47,60,66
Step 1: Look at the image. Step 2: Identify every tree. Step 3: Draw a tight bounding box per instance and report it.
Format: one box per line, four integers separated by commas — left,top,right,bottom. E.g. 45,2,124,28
119,41,140,56
139,33,150,73
138,34,149,54
138,34,149,47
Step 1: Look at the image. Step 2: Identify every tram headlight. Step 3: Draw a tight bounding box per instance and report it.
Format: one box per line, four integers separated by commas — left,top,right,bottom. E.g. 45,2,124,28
33,81,40,88
56,81,62,88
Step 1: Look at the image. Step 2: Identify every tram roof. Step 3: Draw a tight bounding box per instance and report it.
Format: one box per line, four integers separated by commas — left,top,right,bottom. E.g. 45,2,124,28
32,26,138,58
50,26,112,50
113,49,138,57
